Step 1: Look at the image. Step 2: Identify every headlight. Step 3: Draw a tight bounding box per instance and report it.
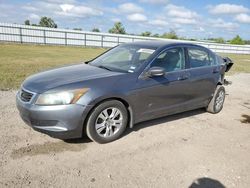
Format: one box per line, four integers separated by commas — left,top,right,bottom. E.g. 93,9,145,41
36,88,89,105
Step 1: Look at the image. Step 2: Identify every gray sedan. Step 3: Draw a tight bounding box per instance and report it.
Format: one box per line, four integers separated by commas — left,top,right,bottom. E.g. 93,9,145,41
16,41,233,143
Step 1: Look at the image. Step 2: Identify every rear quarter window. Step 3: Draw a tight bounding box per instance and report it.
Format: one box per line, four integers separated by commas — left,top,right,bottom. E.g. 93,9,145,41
217,56,225,65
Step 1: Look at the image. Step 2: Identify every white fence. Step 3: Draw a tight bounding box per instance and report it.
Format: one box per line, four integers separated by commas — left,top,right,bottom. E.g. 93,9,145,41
1,22,250,54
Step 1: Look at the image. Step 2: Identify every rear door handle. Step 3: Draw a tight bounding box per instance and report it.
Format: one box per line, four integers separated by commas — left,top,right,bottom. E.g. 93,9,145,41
213,67,220,73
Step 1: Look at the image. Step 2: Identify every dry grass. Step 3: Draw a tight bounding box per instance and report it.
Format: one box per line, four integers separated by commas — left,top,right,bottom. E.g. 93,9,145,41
219,53,250,74
0,43,106,90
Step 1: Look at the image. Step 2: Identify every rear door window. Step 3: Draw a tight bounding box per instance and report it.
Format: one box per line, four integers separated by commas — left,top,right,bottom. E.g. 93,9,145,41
188,48,211,68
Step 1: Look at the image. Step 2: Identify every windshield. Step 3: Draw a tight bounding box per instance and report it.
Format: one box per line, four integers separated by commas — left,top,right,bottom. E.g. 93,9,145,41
89,45,156,73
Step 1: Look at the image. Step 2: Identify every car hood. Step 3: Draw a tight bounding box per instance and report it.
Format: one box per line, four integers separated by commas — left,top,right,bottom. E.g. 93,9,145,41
22,63,122,93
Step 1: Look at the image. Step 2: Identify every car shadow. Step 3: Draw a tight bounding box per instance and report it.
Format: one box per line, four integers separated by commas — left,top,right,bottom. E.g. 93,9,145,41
65,108,206,144
123,108,206,137
64,136,92,144
189,177,226,188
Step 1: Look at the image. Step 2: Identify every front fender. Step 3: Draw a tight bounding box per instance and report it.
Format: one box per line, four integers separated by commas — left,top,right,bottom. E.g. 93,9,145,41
77,92,136,128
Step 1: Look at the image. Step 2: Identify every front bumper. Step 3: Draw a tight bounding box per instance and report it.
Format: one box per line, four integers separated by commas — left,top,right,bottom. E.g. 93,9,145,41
16,91,93,139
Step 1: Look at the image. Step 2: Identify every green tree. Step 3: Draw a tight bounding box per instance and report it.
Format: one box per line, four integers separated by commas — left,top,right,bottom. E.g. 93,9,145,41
230,35,245,45
108,22,126,34
24,20,30,25
92,28,100,32
39,16,57,28
73,28,82,31
178,37,186,40
214,37,225,44
162,30,178,39
152,33,160,38
245,40,250,45
141,31,151,37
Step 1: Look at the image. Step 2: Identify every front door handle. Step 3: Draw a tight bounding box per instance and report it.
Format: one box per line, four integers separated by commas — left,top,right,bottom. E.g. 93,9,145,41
178,75,189,81
178,72,190,81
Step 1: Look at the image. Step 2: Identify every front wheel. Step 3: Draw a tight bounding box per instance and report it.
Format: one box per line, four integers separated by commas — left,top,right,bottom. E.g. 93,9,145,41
206,85,225,114
85,100,128,143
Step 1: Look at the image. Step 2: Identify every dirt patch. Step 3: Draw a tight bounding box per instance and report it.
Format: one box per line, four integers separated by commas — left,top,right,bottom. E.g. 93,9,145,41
241,114,250,124
11,141,86,159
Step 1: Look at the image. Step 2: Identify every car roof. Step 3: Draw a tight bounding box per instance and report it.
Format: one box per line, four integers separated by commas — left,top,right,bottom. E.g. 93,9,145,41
122,40,206,50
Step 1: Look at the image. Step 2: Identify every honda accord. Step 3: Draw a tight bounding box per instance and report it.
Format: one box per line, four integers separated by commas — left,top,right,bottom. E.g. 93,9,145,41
16,41,233,143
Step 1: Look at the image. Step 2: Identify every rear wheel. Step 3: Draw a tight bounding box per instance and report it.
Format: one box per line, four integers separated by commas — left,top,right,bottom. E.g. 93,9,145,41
86,100,128,143
206,85,225,114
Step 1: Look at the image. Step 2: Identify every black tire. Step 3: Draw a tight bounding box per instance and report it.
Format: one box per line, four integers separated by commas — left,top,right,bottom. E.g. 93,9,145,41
85,100,128,143
206,85,225,114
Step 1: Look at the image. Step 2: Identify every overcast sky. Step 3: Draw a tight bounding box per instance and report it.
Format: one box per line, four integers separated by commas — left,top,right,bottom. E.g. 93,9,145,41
0,0,250,40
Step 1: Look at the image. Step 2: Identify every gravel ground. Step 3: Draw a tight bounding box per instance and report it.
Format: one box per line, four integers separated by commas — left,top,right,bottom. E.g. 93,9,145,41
0,73,250,188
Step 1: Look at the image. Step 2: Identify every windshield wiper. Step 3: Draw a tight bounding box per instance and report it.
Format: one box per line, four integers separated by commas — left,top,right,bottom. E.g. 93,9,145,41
97,65,112,71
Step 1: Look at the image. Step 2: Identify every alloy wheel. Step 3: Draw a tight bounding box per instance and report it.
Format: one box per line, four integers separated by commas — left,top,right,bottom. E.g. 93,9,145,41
215,90,225,111
95,107,123,138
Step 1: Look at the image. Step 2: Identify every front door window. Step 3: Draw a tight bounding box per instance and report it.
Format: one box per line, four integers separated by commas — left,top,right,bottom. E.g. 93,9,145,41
150,47,185,72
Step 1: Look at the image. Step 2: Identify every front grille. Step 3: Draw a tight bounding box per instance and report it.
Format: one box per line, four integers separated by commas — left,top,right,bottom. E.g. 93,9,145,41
20,89,33,102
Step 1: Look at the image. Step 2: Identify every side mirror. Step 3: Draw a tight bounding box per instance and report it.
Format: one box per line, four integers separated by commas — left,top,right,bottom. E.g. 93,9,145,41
147,67,165,77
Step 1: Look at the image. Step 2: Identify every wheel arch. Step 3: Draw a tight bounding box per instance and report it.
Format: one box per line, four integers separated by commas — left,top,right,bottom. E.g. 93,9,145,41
83,97,134,135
